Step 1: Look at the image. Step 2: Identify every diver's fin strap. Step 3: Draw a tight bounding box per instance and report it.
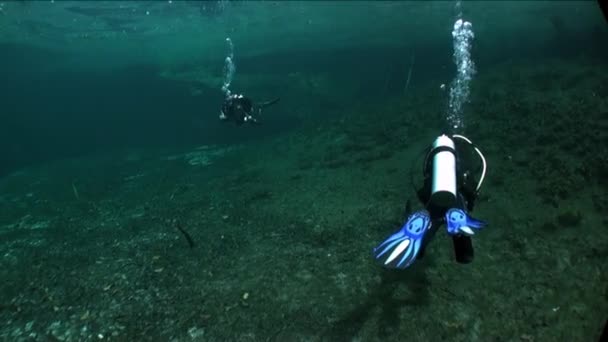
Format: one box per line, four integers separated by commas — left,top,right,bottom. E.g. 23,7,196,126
373,210,431,269
445,208,487,236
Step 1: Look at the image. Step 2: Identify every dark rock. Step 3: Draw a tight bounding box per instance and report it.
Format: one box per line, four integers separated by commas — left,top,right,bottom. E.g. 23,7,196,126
540,221,558,232
556,210,582,227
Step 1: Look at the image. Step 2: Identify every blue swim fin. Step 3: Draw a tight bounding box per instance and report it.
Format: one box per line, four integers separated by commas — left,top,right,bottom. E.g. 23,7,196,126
445,208,487,236
373,210,432,269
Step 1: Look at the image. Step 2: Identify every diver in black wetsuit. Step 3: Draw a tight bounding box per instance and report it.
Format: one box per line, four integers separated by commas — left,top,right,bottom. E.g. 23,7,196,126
414,134,485,264
218,36,279,126
373,134,488,269
219,94,280,126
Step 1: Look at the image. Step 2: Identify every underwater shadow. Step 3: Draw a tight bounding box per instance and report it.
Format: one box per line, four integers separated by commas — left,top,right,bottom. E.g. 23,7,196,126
322,264,431,341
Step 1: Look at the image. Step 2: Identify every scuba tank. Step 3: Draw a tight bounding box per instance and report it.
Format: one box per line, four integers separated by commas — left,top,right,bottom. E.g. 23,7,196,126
419,134,487,209
429,134,458,208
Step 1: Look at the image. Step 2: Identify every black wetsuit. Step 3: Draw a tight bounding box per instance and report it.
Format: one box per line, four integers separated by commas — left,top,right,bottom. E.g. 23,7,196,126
220,94,279,126
220,94,256,125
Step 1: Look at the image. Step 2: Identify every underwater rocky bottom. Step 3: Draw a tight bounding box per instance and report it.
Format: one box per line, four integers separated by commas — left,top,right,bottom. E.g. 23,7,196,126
0,58,607,341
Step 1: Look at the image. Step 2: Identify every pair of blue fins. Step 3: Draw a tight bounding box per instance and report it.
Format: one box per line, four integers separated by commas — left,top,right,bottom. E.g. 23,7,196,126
373,208,487,269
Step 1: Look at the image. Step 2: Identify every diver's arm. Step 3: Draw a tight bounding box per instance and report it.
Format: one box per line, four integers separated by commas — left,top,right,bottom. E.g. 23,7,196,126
258,97,280,108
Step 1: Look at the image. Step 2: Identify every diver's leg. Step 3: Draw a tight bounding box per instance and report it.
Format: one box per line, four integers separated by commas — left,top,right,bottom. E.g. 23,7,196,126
416,218,441,260
452,193,475,263
452,235,474,263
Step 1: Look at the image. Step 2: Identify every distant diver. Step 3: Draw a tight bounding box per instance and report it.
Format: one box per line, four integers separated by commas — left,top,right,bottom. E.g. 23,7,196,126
218,37,279,126
373,134,488,269
219,94,280,126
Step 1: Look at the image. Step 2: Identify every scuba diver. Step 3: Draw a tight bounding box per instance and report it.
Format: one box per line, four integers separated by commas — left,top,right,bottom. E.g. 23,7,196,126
218,37,280,126
219,93,280,126
373,134,488,269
